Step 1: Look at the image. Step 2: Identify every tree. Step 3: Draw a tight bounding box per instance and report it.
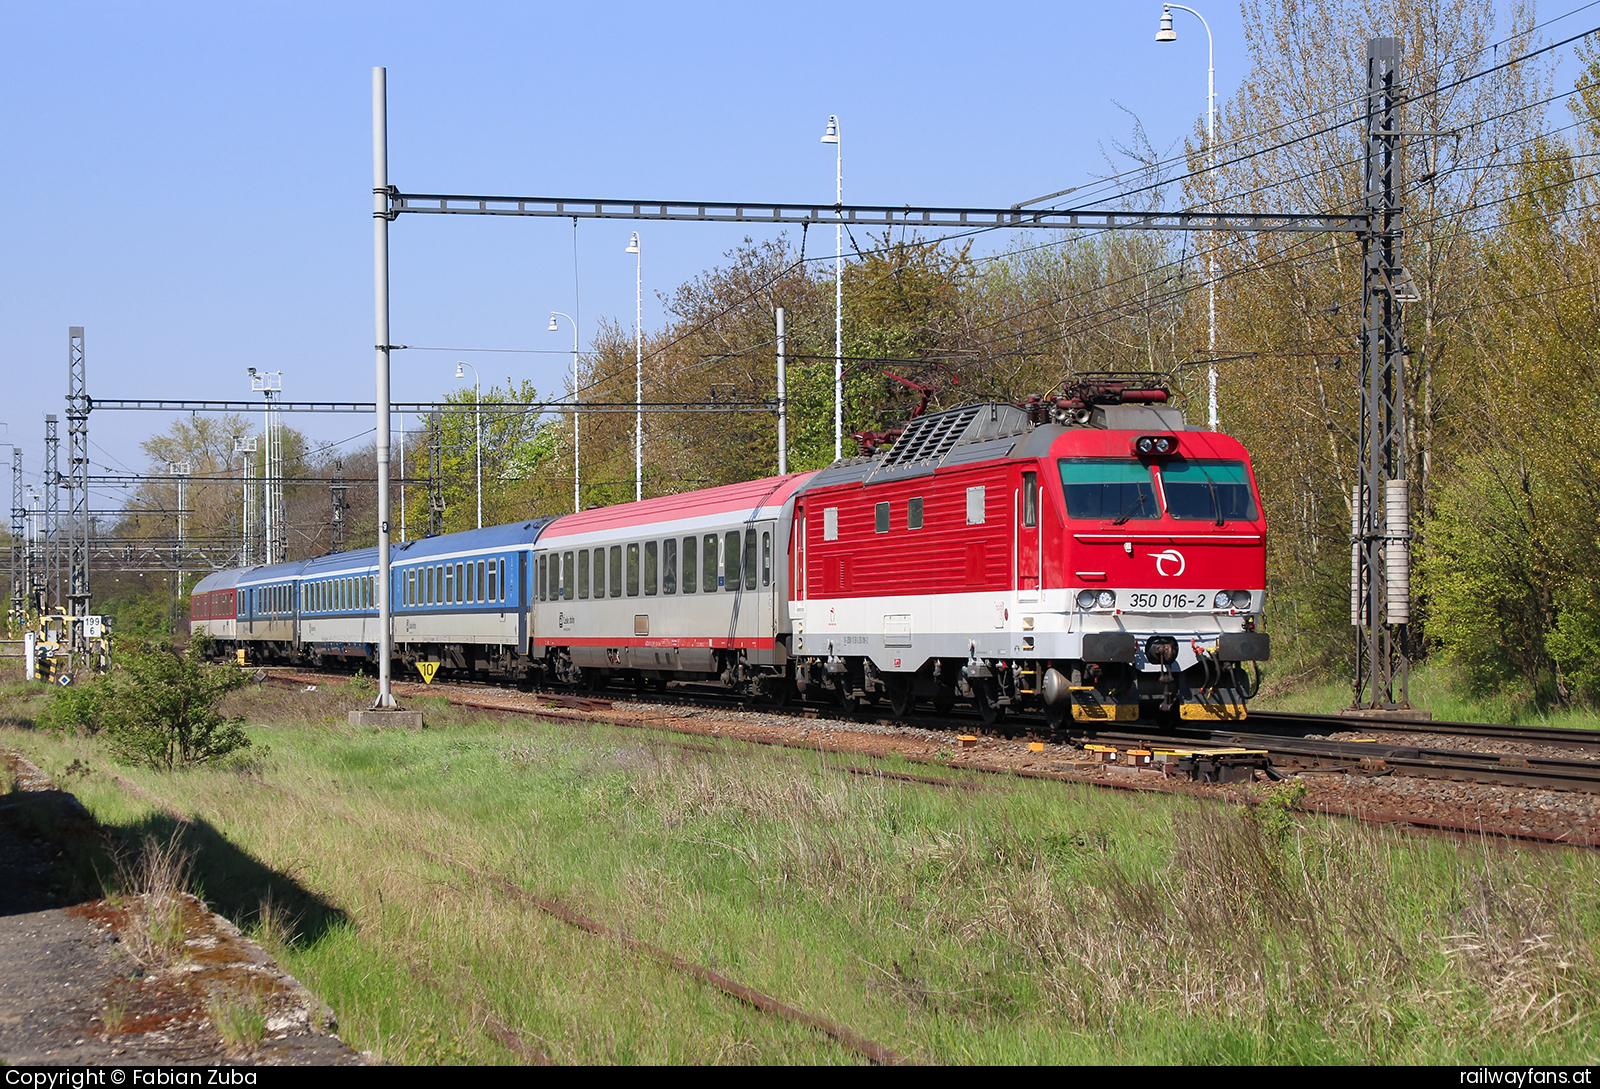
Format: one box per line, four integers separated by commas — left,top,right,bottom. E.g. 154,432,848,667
47,640,252,771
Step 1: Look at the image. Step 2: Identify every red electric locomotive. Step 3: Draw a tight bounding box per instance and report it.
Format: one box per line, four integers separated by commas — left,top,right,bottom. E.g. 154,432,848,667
787,379,1269,724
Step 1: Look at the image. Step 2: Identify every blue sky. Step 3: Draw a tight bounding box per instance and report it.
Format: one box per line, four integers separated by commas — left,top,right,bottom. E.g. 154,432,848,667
0,0,1551,490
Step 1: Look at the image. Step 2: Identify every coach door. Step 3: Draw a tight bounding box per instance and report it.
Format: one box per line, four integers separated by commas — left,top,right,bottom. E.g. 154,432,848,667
1017,471,1041,603
789,502,807,620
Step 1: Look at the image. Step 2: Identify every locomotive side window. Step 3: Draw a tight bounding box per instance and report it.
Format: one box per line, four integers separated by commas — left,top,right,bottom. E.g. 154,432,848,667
682,536,697,593
644,541,658,596
724,531,741,590
762,532,772,586
1023,472,1038,527
702,534,718,592
743,529,757,590
592,548,605,598
823,507,839,541
908,496,924,530
1058,459,1160,521
663,538,677,594
875,502,890,533
578,551,589,599
1159,460,1260,522
563,552,575,600
627,544,640,596
609,546,623,597
966,486,986,525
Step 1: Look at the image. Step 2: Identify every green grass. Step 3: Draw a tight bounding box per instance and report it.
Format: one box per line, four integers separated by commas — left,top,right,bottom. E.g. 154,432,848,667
3,673,1599,1064
1256,659,1600,729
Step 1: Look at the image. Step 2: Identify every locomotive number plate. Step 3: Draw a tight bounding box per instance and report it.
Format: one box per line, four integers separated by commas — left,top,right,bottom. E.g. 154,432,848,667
1124,591,1210,611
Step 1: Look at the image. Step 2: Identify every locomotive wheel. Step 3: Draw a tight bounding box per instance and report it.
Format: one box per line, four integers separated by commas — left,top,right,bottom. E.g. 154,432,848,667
974,680,1007,725
887,676,914,719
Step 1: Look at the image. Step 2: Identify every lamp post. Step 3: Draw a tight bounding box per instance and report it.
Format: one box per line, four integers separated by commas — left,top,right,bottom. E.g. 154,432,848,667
821,115,843,461
1157,3,1219,431
453,362,481,528
625,232,642,502
549,312,580,512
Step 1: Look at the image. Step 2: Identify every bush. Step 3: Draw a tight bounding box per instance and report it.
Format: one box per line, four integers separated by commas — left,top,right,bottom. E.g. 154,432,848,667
49,641,251,771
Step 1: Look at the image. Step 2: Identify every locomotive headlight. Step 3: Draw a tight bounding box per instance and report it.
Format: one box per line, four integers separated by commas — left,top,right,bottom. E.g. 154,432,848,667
1076,589,1098,609
1154,437,1172,453
1230,589,1253,610
1095,590,1117,610
1213,591,1232,610
1137,437,1154,454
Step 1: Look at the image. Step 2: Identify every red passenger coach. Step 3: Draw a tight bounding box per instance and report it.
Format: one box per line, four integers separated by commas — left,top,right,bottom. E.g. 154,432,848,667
789,387,1269,724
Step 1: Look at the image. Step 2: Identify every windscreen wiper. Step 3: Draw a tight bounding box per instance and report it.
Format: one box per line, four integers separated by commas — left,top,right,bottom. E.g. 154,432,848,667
1112,492,1149,526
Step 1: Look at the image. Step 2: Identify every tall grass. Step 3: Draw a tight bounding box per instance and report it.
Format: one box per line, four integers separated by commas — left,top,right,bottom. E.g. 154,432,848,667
3,675,1598,1064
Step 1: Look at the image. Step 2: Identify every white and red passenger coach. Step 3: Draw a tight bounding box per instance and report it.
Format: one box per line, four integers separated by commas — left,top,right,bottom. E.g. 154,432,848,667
193,381,1270,725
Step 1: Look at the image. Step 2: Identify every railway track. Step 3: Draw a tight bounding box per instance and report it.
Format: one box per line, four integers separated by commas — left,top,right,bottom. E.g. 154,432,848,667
1245,709,1600,752
266,664,1600,797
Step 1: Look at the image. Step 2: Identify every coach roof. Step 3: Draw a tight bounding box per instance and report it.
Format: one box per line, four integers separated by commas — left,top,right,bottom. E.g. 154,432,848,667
538,472,816,542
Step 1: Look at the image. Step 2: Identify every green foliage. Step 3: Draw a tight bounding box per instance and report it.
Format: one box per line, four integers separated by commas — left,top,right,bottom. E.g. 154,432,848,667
1250,779,1308,845
49,641,252,771
1418,453,1553,699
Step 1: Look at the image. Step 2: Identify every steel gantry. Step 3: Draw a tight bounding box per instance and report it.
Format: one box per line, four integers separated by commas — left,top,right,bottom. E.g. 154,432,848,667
66,328,91,659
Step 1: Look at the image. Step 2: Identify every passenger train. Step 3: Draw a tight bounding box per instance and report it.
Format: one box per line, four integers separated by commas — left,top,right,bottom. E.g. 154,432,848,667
190,382,1270,725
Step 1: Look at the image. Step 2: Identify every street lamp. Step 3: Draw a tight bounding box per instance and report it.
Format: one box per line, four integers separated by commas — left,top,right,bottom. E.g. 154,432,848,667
1157,3,1219,430
625,232,642,502
821,114,843,461
549,312,580,513
453,362,482,529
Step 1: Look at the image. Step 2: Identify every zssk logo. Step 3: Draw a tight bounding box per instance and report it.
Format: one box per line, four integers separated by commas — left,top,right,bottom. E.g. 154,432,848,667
1149,549,1186,577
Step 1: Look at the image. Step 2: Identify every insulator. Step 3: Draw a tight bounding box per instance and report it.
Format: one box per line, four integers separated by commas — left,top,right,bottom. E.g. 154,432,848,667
1385,478,1410,625
1350,485,1363,627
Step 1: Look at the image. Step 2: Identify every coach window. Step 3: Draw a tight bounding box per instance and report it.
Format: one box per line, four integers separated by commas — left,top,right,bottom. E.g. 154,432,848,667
538,555,548,602
448,564,457,604
743,529,757,590
875,502,890,534
702,534,718,592
682,536,697,593
908,496,924,530
627,543,640,596
644,541,658,596
465,561,475,604
563,552,575,600
609,546,623,598
422,567,431,605
1023,472,1039,527
762,532,772,586
497,558,505,602
724,531,741,591
591,548,604,598
578,551,590,599
663,538,677,594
